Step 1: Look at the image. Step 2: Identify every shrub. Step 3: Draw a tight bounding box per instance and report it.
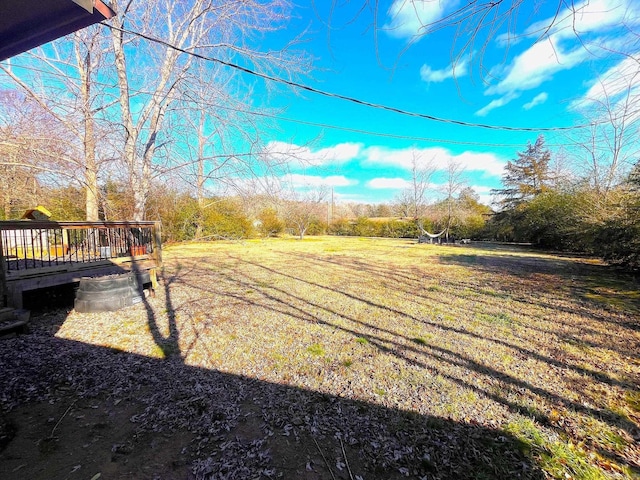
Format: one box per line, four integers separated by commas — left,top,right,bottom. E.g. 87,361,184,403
352,217,380,237
257,207,284,237
380,219,420,238
200,198,254,240
306,219,328,236
328,219,353,236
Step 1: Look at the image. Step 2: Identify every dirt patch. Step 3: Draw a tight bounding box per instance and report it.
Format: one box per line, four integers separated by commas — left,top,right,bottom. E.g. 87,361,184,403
0,390,194,480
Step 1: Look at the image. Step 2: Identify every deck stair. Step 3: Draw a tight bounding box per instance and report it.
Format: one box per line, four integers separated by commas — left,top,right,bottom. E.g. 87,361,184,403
0,307,30,338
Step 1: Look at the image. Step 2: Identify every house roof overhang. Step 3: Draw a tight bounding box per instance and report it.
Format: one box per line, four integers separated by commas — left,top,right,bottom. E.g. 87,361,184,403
0,0,115,62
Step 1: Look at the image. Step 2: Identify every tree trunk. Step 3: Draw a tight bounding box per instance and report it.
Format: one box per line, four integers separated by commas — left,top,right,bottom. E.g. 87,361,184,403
77,47,99,221
111,12,144,221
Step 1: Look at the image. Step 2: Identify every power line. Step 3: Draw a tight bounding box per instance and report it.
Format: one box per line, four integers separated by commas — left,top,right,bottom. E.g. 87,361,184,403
3,62,577,149
198,100,577,148
100,22,597,133
1,61,617,152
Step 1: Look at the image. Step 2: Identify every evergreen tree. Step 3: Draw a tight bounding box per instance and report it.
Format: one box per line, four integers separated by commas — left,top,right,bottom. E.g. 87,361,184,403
628,160,640,191
494,135,551,209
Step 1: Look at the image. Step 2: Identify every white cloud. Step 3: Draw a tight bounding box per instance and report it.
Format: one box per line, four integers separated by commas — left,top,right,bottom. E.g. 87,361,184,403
384,0,458,39
523,92,549,110
571,56,640,109
285,174,358,188
569,55,640,128
475,93,519,117
486,37,589,97
496,0,638,46
263,141,362,166
482,0,640,113
367,178,411,189
362,146,506,177
453,151,507,176
420,58,469,82
361,146,446,168
526,0,637,41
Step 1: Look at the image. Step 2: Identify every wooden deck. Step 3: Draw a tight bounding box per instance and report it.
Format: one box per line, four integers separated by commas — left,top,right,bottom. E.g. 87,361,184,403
0,220,162,309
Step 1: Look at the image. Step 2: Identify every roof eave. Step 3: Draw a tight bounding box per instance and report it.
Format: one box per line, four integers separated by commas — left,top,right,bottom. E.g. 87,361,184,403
0,0,116,62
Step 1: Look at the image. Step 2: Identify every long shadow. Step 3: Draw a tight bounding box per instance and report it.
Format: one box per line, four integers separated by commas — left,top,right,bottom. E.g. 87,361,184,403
150,255,637,477
202,258,639,440
286,250,640,358
0,312,544,479
443,252,640,320
166,251,639,472
231,254,638,389
107,251,181,365
3,244,637,478
141,265,182,361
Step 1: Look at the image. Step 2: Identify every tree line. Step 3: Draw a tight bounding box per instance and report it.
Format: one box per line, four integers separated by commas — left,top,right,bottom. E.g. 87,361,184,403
3,135,639,271
490,136,640,270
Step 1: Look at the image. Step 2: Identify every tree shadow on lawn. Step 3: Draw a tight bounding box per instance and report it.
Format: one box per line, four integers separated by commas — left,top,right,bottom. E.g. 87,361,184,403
0,313,544,479
223,257,638,428
286,249,640,361
252,251,639,383
301,247,640,331
144,265,182,360
441,251,640,316
184,252,640,474
9,245,633,479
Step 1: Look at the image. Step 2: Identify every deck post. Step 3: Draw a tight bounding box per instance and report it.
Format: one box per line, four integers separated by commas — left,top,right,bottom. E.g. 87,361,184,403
0,232,8,307
150,221,162,290
153,221,162,267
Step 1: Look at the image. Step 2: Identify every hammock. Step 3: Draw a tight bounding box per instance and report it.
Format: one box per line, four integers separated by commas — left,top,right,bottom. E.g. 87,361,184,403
420,227,447,238
417,220,447,238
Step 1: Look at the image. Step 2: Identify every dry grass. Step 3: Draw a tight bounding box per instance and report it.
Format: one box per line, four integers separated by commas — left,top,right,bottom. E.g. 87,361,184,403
3,236,640,479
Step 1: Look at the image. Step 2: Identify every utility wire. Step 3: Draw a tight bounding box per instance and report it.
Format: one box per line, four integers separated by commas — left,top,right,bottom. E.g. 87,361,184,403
4,62,577,149
100,22,597,133
5,59,609,150
207,102,577,148
1,61,611,150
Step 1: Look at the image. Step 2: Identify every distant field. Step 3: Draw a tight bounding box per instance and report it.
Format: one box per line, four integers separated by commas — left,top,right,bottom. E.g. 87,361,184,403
2,236,639,479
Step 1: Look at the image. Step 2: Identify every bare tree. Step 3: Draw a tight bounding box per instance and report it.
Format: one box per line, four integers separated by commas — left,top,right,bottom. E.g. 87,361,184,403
553,59,640,231
0,26,111,220
173,57,279,211
0,107,40,218
282,188,328,239
547,147,575,189
391,152,436,220
441,159,467,242
3,0,311,223
569,62,640,198
109,0,207,221
108,0,312,220
392,190,413,218
408,151,435,218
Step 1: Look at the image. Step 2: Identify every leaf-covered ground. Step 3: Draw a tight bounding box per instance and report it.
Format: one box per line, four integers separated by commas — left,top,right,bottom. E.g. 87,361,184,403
1,237,639,479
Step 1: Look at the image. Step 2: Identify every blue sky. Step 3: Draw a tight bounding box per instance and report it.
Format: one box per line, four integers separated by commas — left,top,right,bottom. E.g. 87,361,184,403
252,0,640,206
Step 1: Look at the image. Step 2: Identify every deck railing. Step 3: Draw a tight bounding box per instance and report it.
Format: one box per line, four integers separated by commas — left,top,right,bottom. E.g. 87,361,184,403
0,220,162,309
0,220,161,273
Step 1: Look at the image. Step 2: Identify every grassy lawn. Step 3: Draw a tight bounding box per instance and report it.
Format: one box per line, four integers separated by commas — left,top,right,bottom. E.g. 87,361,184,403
2,236,639,479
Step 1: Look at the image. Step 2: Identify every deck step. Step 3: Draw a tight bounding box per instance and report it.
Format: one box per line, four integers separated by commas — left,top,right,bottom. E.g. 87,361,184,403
0,307,15,322
0,309,30,337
